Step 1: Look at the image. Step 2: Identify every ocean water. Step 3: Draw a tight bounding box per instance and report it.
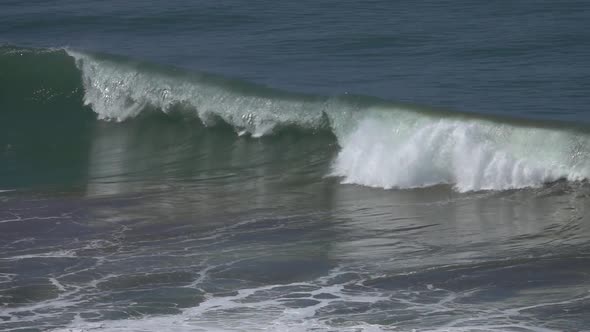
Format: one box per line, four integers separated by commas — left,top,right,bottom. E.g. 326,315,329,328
1,1,590,331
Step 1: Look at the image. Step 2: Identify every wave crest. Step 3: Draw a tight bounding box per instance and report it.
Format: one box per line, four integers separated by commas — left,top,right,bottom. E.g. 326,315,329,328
67,50,330,137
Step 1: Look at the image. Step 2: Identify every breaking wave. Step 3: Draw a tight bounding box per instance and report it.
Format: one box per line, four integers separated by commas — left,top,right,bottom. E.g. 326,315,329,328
2,46,590,192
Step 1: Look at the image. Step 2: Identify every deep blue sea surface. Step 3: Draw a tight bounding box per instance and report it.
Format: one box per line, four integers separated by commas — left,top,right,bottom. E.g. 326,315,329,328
1,1,590,331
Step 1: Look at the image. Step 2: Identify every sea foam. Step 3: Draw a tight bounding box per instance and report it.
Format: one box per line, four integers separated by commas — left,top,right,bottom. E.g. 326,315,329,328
332,111,589,192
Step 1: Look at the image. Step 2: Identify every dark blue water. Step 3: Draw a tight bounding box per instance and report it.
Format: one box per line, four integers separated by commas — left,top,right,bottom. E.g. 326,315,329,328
2,1,590,331
3,0,590,122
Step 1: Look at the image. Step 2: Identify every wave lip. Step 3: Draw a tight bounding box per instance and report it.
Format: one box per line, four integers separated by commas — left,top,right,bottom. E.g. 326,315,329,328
66,49,331,137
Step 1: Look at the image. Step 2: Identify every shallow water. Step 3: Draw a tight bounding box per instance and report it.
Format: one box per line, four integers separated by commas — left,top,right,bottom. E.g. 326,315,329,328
2,172,590,331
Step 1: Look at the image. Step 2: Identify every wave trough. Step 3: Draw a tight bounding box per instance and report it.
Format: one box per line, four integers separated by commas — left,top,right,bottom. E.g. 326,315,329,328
3,46,590,192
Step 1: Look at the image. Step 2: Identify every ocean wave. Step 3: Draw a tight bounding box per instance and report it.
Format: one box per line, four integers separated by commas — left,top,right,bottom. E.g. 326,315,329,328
67,49,331,137
2,46,590,192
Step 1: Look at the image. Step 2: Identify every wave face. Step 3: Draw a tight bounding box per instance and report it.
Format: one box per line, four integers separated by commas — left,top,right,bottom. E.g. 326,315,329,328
67,49,332,137
3,46,590,192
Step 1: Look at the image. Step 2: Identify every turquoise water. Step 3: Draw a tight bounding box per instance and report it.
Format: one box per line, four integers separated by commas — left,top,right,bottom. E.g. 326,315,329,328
1,1,590,331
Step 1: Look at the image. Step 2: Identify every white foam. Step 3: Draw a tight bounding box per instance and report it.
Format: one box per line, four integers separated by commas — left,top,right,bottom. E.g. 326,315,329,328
51,296,386,332
49,268,391,332
1,249,77,261
332,110,590,192
48,268,570,332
